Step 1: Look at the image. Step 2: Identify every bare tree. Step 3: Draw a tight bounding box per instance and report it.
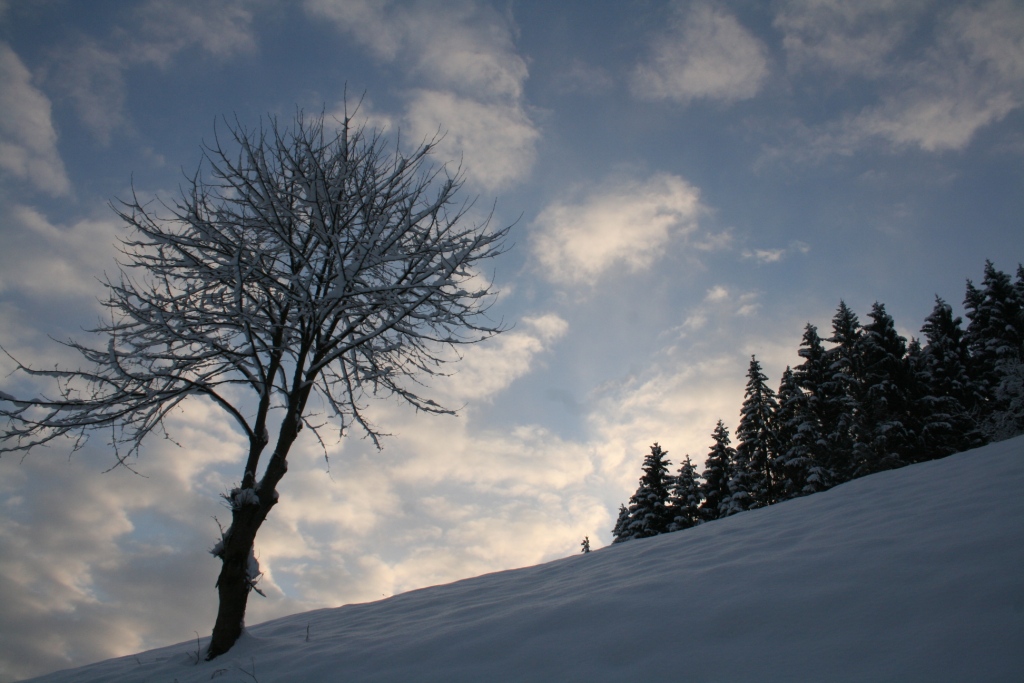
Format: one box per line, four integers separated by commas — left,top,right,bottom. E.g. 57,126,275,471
0,109,508,658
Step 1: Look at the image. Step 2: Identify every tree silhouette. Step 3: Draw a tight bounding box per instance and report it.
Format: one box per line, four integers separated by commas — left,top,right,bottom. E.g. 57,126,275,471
0,108,508,658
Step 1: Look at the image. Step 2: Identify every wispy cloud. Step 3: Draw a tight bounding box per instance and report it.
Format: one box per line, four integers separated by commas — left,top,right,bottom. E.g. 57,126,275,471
775,0,926,78
0,42,69,196
742,241,811,264
632,1,769,105
404,90,538,191
444,313,568,402
41,0,258,145
0,205,119,300
773,0,1024,155
530,172,709,286
307,0,539,190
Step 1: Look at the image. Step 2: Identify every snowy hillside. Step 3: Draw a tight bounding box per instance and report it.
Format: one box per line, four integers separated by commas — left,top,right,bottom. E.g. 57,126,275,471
26,437,1024,682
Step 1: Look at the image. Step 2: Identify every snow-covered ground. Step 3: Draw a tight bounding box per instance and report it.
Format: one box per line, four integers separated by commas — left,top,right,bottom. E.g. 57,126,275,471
25,436,1024,682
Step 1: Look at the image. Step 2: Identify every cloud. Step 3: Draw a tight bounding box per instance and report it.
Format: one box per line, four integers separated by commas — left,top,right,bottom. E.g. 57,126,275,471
0,205,120,301
632,1,768,104
775,0,924,78
306,0,539,190
851,0,1024,152
42,0,258,144
0,42,70,196
773,0,1024,155
444,314,568,402
553,59,615,95
530,172,707,286
742,241,810,264
43,40,127,147
125,0,258,67
0,399,247,681
676,286,763,335
404,90,539,191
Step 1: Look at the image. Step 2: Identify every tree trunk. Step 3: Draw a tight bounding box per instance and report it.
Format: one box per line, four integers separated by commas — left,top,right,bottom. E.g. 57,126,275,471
207,503,266,659
206,414,298,659
207,551,250,658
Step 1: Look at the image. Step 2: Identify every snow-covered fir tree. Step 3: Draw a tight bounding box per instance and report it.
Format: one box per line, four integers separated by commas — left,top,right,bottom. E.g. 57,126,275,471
792,323,834,489
966,262,1024,439
734,355,779,508
965,263,1023,410
700,421,735,522
773,366,828,499
822,301,864,484
623,443,673,539
855,302,913,475
611,504,631,544
667,455,702,532
917,297,984,458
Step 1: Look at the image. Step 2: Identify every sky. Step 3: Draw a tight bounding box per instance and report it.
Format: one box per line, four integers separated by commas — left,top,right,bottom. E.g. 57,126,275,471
0,0,1021,679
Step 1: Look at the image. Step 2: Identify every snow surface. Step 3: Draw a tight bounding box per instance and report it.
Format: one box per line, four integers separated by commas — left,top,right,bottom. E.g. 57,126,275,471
24,436,1024,682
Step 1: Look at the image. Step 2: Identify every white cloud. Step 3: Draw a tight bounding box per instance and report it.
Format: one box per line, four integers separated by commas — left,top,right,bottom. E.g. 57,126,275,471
775,0,924,78
405,90,539,191
632,1,768,104
530,172,706,286
773,0,1024,154
0,42,70,196
444,313,568,402
42,0,258,144
306,0,539,190
43,40,127,147
0,399,246,680
554,59,615,95
742,241,811,264
303,0,404,61
852,0,1024,152
0,205,119,300
127,0,258,67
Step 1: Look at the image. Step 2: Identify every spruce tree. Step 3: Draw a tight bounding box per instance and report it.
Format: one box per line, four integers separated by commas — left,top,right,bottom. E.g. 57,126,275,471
855,302,912,475
734,355,779,508
969,262,1024,439
624,443,673,539
700,421,735,521
918,297,984,457
965,262,1023,416
611,504,631,544
793,324,834,488
774,366,828,499
667,455,702,532
822,301,863,483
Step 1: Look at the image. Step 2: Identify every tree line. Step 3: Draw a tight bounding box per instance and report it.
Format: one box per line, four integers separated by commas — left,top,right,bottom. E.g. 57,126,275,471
613,260,1024,543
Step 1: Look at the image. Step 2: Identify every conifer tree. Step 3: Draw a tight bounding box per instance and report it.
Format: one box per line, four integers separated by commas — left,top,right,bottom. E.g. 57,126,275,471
967,262,1024,439
822,301,864,483
667,455,703,532
855,302,912,475
774,366,828,499
792,323,834,488
735,355,779,507
624,443,673,539
918,297,983,457
611,504,631,544
700,421,735,521
965,263,1023,409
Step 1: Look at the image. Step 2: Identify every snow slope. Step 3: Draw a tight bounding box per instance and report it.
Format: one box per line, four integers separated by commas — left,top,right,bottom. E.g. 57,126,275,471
25,437,1024,682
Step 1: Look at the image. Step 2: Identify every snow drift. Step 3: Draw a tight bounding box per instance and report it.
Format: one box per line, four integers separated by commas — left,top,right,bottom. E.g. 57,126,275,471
25,437,1024,682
